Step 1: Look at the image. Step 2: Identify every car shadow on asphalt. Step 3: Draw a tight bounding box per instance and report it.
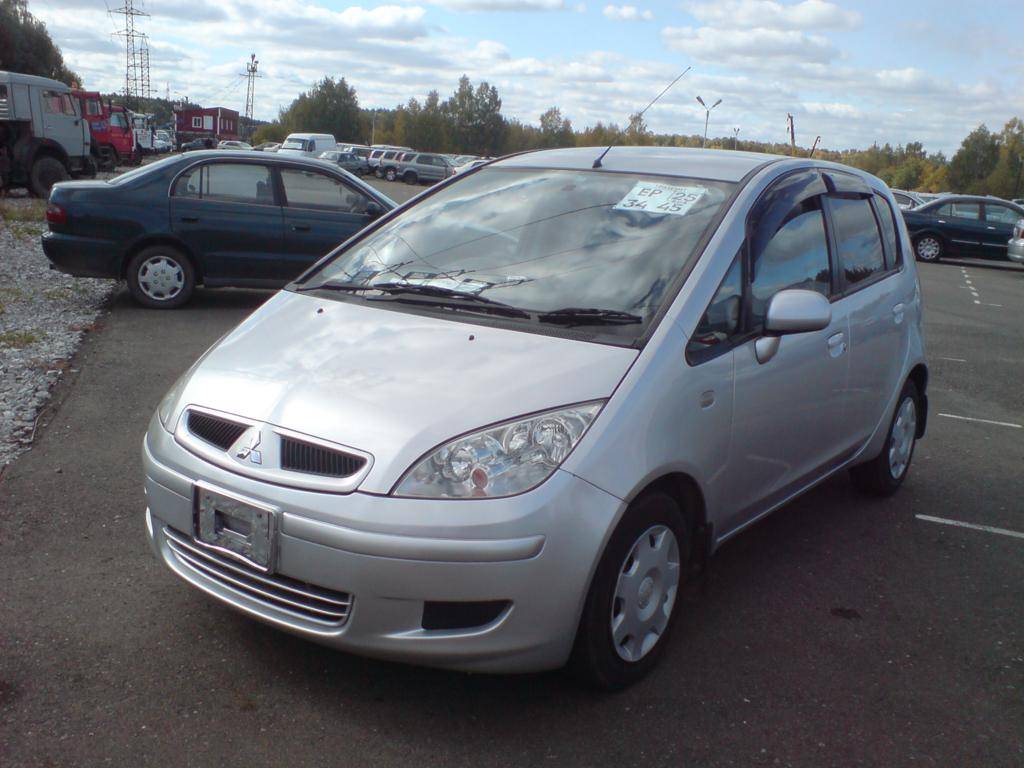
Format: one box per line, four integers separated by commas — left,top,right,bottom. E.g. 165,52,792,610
109,285,277,312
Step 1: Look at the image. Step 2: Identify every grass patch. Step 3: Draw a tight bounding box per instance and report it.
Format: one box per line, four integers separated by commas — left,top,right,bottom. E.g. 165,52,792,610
7,222,44,240
0,330,45,349
0,199,47,224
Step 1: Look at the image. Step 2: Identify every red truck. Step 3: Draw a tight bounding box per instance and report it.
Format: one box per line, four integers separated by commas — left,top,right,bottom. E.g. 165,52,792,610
71,90,138,171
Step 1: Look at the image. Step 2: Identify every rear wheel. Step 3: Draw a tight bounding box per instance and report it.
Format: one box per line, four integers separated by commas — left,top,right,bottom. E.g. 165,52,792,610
850,380,920,496
571,491,690,690
404,171,418,185
385,167,397,182
29,156,69,198
914,234,943,262
126,246,195,309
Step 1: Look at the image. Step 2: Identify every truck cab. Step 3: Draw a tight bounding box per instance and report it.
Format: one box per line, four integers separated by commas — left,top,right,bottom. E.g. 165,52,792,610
72,89,137,171
1,70,93,196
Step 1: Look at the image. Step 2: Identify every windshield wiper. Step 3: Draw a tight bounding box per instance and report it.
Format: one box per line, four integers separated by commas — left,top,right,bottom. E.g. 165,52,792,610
363,282,531,319
294,281,375,293
538,307,643,326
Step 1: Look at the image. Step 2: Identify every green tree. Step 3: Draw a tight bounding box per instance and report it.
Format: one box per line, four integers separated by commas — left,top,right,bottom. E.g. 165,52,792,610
0,0,79,84
539,107,573,148
278,77,361,142
251,123,286,144
983,118,1024,199
948,125,1000,193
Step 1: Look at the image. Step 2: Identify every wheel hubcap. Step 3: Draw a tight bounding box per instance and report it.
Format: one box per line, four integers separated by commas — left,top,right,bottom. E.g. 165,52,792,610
611,525,680,663
917,238,940,260
138,255,184,301
888,397,917,479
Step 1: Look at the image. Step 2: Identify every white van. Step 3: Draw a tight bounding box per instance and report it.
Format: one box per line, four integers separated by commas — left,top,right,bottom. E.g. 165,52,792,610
278,133,336,158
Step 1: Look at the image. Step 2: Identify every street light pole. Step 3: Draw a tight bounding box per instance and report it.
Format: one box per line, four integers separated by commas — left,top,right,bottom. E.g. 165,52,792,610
696,96,722,148
732,126,740,150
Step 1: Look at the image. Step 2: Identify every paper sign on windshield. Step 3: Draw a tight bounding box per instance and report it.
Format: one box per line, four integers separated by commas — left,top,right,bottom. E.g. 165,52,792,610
613,182,706,216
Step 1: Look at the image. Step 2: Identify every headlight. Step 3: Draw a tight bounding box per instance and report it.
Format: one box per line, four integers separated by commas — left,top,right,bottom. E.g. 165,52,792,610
393,402,604,499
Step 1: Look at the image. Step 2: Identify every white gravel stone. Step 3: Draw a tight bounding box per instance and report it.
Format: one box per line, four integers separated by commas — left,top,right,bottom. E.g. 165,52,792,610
1,196,116,466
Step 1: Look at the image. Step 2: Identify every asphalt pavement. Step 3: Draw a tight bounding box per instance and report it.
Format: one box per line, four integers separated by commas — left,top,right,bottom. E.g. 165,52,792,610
1,231,1022,766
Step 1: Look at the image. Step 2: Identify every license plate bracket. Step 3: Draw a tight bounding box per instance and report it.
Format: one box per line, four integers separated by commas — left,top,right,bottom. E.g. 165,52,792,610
193,483,277,573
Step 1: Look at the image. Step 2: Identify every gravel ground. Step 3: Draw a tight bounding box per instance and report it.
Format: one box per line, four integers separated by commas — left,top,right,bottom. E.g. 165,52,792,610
0,193,115,467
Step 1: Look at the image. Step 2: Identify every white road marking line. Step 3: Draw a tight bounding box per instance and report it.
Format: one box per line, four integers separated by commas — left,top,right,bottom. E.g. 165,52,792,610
974,300,981,304
938,357,966,362
984,303,1003,307
938,413,1022,429
916,515,1024,541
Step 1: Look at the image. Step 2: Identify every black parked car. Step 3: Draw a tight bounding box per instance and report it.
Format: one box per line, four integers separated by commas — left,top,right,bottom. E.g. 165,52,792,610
318,150,370,176
42,151,395,308
902,195,1024,262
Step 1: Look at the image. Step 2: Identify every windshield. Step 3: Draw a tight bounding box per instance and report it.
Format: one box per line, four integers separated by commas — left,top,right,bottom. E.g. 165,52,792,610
108,154,183,185
295,167,735,343
282,138,310,151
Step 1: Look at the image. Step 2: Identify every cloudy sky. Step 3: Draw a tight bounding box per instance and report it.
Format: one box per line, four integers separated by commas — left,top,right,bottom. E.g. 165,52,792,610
30,0,1024,154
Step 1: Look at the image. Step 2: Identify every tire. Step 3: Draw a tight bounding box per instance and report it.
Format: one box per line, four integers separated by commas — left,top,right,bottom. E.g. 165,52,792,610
385,167,397,182
126,246,195,309
914,234,943,262
850,380,920,496
374,168,383,179
404,171,418,185
29,156,69,198
571,491,691,690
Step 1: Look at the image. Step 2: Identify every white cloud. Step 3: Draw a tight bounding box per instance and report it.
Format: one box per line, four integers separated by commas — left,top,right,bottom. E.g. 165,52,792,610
603,5,653,21
662,25,836,65
686,0,859,31
420,0,566,10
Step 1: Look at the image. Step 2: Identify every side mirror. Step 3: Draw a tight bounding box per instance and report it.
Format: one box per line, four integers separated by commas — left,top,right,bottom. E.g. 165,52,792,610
755,289,831,364
365,201,384,220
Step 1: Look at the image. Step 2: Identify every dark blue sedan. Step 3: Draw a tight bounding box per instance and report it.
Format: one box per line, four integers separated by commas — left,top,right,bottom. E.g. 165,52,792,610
902,195,1024,263
42,151,395,308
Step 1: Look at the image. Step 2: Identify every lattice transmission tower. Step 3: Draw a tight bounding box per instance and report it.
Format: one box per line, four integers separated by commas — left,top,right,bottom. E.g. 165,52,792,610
241,53,260,139
111,0,150,105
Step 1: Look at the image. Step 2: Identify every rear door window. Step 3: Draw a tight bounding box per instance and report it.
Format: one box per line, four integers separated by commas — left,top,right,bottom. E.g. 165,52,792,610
936,202,980,220
829,197,886,287
873,193,902,269
173,163,275,204
984,204,1022,225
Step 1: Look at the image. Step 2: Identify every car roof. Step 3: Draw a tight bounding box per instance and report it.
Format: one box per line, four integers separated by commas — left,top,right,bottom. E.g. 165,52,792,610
919,194,1024,210
493,146,784,183
175,149,351,169
0,70,71,90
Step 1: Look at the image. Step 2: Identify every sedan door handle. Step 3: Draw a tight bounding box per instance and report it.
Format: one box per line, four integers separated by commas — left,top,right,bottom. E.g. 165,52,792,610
291,224,311,232
827,332,846,358
986,226,996,230
180,216,199,223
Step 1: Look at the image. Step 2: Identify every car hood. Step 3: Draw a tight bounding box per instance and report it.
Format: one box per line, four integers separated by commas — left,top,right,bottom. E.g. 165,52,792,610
171,291,637,493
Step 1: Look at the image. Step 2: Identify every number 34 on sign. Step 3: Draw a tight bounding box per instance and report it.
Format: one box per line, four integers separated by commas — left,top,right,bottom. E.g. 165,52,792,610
613,182,707,217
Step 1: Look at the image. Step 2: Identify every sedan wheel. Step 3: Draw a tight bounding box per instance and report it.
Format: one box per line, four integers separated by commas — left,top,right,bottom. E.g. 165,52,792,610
914,235,942,262
126,246,195,309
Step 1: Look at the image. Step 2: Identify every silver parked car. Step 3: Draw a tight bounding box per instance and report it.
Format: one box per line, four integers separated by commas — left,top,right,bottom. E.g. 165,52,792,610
144,147,928,688
1008,218,1024,264
396,152,456,185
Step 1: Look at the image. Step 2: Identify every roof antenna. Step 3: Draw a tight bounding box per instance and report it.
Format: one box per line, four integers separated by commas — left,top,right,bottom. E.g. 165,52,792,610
593,66,691,169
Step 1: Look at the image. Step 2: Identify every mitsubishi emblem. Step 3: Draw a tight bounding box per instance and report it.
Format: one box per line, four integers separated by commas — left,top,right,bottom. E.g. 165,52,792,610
236,429,263,465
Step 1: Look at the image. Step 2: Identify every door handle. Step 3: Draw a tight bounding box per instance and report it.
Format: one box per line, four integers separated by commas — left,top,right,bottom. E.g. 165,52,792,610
827,332,846,358
180,216,199,223
986,226,996,230
892,303,905,324
937,219,946,224
291,224,311,232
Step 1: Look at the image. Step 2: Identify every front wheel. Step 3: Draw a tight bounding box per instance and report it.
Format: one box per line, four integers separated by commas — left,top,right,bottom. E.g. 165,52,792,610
126,246,195,309
914,235,943,262
571,491,690,690
29,156,69,198
850,380,920,496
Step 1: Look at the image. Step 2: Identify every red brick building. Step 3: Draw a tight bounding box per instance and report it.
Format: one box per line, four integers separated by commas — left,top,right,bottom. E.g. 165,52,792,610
174,106,240,146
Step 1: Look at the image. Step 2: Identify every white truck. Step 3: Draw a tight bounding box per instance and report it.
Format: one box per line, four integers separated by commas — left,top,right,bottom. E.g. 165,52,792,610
277,133,336,158
0,70,95,197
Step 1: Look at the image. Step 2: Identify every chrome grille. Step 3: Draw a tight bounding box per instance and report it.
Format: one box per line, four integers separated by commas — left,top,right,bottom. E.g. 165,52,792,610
164,527,352,626
280,436,366,478
187,411,247,450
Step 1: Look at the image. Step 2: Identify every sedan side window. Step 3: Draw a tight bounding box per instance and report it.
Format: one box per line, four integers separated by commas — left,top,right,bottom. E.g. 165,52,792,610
750,200,831,328
281,168,369,214
936,202,980,220
686,254,742,363
985,204,1022,225
172,163,274,205
829,197,886,287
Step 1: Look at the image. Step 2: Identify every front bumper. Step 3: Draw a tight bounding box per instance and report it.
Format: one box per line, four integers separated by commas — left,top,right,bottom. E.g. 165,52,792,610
143,417,624,673
1008,238,1024,264
41,231,121,278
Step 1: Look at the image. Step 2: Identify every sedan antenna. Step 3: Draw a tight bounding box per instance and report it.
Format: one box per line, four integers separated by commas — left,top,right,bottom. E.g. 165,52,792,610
593,66,691,169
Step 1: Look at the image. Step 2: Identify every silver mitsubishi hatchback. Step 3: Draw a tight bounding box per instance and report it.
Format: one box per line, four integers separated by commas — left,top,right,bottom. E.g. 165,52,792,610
144,147,927,688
